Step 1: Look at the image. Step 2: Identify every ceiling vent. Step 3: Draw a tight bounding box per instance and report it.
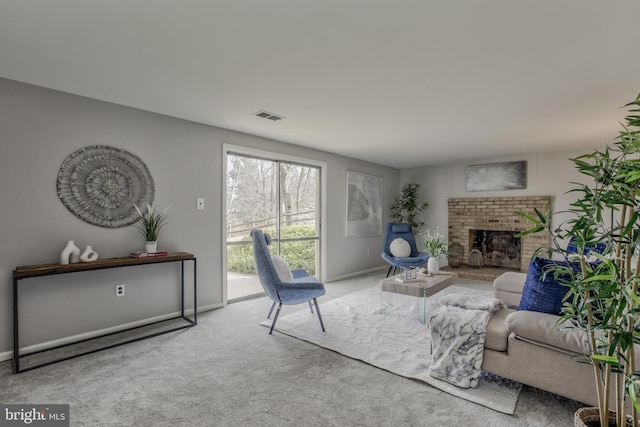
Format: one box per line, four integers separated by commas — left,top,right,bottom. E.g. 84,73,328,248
253,110,285,121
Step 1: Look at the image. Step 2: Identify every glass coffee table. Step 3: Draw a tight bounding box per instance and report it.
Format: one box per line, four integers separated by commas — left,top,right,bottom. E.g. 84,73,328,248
380,271,458,324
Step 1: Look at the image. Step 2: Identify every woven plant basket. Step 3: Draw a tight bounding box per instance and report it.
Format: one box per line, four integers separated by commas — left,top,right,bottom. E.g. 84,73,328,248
574,407,634,427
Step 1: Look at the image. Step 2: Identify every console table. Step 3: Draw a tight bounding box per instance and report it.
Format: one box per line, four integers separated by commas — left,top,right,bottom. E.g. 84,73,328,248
13,252,197,373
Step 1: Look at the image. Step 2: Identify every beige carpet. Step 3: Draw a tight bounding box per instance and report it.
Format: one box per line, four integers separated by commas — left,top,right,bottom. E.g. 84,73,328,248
262,285,522,414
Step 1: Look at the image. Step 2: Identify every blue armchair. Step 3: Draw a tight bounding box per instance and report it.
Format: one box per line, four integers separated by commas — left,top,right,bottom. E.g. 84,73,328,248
381,222,429,277
250,229,326,334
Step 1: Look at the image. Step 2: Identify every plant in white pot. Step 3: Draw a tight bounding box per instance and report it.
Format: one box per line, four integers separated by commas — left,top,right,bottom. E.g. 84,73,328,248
134,203,170,253
423,228,448,275
518,94,640,427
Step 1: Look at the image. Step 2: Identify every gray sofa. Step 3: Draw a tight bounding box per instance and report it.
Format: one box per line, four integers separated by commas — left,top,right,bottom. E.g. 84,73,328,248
481,271,598,406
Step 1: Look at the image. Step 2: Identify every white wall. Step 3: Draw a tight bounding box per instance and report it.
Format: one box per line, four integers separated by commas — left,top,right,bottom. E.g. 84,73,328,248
0,78,399,358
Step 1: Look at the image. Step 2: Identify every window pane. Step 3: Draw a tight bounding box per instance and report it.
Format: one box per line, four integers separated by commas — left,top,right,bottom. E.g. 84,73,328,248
279,163,319,237
226,155,276,241
226,153,321,300
279,240,319,276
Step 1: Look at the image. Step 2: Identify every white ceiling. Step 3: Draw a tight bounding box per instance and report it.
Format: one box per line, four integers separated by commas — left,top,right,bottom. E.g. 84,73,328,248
1,1,639,169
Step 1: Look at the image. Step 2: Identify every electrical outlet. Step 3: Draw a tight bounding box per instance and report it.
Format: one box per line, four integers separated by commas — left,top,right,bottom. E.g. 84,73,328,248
367,248,371,255
196,197,205,210
115,284,125,297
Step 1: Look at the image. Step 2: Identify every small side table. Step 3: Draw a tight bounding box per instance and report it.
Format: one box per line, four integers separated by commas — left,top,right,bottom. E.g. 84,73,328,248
380,271,458,324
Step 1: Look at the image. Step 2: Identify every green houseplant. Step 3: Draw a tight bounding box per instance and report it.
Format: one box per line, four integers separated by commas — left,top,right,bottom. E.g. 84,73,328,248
134,203,170,252
390,181,429,231
518,94,640,426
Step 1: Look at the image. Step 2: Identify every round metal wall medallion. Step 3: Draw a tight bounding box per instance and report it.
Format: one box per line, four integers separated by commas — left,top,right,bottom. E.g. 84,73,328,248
56,145,155,228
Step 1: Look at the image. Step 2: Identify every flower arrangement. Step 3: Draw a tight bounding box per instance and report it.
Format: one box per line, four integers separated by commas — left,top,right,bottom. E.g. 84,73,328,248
423,228,448,258
134,203,170,242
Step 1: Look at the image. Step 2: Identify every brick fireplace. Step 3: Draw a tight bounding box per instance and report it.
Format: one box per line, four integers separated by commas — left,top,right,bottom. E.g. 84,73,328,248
448,196,551,277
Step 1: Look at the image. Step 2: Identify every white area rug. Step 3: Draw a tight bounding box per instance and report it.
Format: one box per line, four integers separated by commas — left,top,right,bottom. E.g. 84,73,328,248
261,285,522,414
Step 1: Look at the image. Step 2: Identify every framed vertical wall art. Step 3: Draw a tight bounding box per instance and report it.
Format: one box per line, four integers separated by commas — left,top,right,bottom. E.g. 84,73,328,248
346,171,383,237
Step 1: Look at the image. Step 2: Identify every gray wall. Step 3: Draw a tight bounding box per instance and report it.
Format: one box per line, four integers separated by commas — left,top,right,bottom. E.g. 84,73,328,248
400,150,601,263
0,78,399,358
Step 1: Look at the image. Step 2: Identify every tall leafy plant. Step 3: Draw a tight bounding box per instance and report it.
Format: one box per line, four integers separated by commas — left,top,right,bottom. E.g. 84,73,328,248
390,182,429,231
518,94,640,426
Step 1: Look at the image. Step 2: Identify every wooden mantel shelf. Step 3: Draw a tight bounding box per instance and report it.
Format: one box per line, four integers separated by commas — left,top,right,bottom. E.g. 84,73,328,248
15,252,195,279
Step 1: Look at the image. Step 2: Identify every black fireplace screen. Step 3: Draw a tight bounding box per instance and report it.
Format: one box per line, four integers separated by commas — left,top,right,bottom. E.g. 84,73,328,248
468,230,521,269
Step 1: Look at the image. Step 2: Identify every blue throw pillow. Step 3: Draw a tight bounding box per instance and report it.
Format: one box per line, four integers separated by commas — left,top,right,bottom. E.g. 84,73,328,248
566,237,607,257
518,257,576,315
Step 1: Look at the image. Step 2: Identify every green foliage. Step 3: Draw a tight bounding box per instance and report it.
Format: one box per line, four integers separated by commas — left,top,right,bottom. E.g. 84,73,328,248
422,228,448,258
517,93,640,426
390,182,429,231
227,225,317,275
133,204,170,242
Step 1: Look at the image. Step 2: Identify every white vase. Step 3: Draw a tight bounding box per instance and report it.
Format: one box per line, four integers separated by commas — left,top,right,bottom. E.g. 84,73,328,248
80,245,99,262
145,241,157,253
60,240,81,265
427,257,440,275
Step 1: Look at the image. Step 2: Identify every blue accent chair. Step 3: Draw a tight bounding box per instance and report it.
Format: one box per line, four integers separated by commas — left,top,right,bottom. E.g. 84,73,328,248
250,229,326,334
381,222,429,277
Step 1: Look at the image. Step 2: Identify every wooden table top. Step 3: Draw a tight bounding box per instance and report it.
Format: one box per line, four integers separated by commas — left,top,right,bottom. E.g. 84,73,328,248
380,271,458,298
14,252,195,279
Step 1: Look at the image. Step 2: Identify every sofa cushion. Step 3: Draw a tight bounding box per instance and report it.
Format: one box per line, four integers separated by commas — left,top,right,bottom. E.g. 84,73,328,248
484,307,513,352
494,272,526,308
494,271,527,294
518,257,574,315
505,310,590,355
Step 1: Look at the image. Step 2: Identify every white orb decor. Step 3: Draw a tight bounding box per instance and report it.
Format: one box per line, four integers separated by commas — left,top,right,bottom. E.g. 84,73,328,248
390,238,411,257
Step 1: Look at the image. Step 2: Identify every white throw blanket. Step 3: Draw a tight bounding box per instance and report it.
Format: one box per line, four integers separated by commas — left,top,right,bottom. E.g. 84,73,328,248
427,294,504,389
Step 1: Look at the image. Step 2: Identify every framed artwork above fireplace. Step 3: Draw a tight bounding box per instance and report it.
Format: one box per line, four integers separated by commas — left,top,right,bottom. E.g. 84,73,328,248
465,161,527,192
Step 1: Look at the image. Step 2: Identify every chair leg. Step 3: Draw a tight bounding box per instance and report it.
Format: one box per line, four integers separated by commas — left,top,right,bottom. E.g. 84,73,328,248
269,303,283,335
267,301,277,319
308,300,314,314
386,266,394,278
312,298,325,332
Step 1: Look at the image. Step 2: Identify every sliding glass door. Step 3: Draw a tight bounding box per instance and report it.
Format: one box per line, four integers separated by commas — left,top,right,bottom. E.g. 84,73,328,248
225,152,321,300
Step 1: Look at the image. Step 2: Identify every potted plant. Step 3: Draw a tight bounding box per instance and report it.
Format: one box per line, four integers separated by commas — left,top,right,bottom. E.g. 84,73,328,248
390,181,429,231
518,94,640,426
423,228,448,274
134,203,170,253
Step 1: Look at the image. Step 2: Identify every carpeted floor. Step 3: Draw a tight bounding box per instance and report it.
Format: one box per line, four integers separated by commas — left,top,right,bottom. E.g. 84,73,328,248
261,285,521,414
0,272,584,426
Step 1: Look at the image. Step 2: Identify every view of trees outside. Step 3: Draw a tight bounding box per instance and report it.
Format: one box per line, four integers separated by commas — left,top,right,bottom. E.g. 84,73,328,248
226,154,319,275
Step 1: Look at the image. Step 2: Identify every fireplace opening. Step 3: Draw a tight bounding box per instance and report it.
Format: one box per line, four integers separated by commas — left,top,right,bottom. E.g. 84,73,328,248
468,230,521,269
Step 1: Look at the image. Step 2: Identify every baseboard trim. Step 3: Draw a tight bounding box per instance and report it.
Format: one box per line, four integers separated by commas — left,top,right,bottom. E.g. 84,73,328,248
0,350,12,363
326,265,387,283
0,303,224,363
